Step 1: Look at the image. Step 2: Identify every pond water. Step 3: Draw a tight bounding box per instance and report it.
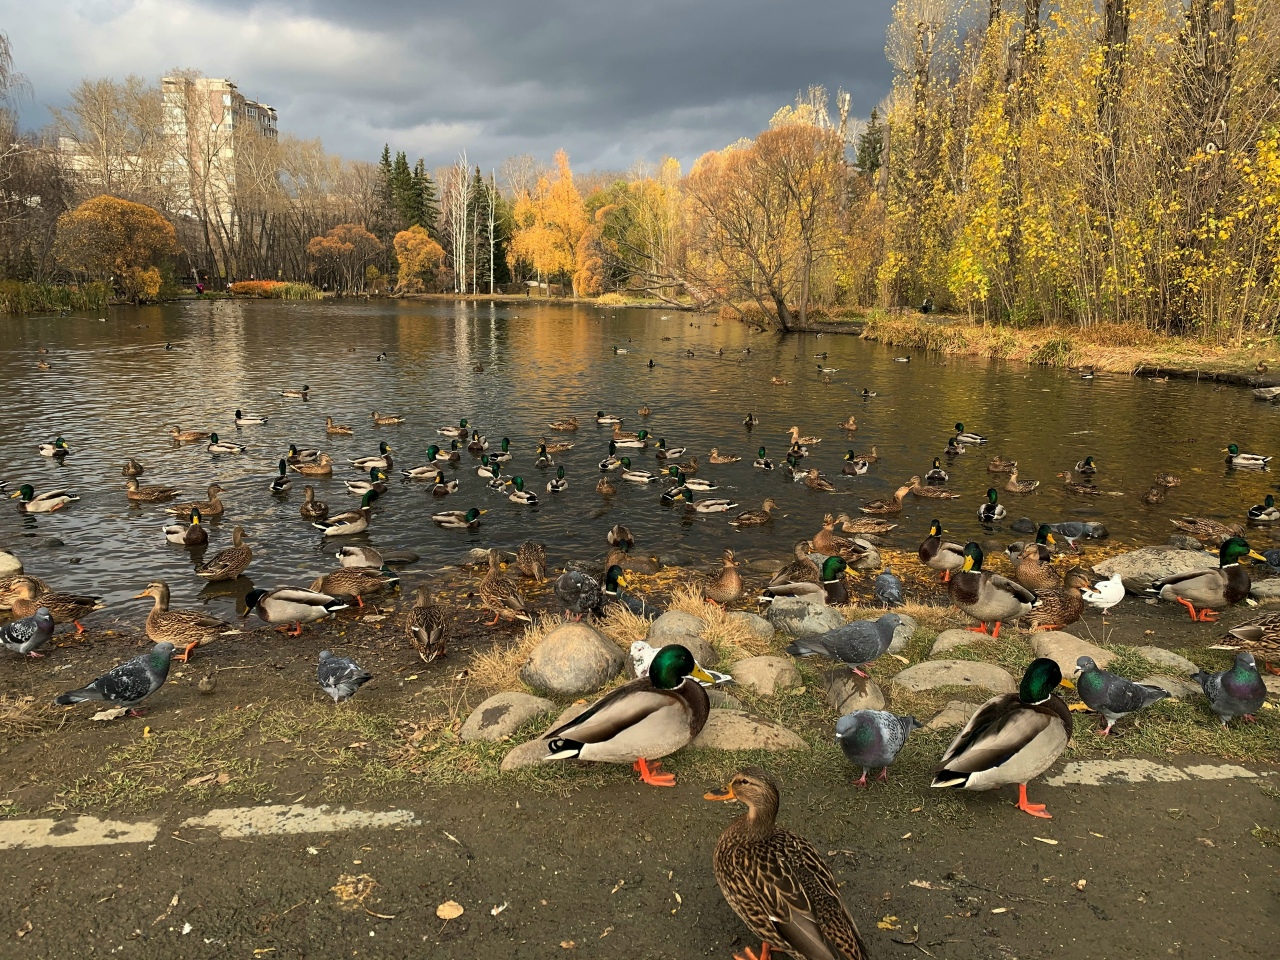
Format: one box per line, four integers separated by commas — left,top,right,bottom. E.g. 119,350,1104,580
2,299,1277,615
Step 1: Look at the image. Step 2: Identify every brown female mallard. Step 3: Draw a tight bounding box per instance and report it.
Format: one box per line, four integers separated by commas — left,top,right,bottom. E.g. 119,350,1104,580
1030,568,1090,631
195,526,252,581
406,585,447,662
166,484,225,520
125,478,180,503
1005,466,1040,494
1154,472,1181,488
731,498,779,527
909,474,960,499
310,566,399,606
706,768,869,960
325,417,354,435
811,514,862,560
0,573,51,610
835,514,897,536
136,580,232,662
709,447,740,464
858,484,909,515
1057,469,1101,494
290,453,334,477
803,470,835,492
703,549,744,605
300,485,329,520
988,456,1017,473
11,577,103,632
1226,613,1280,675
547,416,579,431
169,425,210,443
480,549,531,625
770,541,821,588
370,411,404,425
121,458,145,478
1141,485,1166,505
516,540,547,581
1170,517,1245,545
1011,526,1061,592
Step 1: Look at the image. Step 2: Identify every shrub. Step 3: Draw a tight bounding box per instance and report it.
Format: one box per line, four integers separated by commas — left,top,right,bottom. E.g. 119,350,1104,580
229,280,323,300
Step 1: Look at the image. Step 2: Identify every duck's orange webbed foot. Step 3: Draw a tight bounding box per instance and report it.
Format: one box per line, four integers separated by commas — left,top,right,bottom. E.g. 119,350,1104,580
633,758,676,787
1016,783,1052,819
733,943,771,960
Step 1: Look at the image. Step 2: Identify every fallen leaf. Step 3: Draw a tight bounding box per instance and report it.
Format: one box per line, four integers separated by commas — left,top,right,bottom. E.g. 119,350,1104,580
877,915,901,931
1089,832,1106,838
1074,879,1087,891
909,880,950,890
490,902,508,917
90,707,128,722
143,726,151,737
436,901,464,921
1034,837,1059,845
331,874,378,909
560,941,576,949
991,907,1009,914
610,880,625,894
599,927,613,939
900,832,912,840
1197,837,1215,847
17,920,32,937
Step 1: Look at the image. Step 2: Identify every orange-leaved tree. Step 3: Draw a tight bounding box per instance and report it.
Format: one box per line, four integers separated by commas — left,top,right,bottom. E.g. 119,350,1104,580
510,149,588,295
393,225,446,292
54,194,178,301
307,223,383,293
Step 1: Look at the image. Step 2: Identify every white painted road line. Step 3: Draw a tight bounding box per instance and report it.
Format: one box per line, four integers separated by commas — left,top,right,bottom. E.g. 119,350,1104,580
0,815,160,850
1046,759,1262,787
178,804,420,838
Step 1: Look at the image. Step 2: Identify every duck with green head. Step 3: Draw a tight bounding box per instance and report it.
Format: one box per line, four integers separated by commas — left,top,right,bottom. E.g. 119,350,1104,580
1148,536,1267,621
919,519,965,582
925,457,948,483
538,643,718,786
1223,443,1271,469
11,484,79,513
953,422,987,444
1248,494,1278,523
490,437,512,463
431,507,485,529
932,657,1072,818
948,542,1037,638
508,476,539,505
37,437,70,457
753,447,774,470
977,487,1006,523
547,465,568,492
350,441,393,470
270,459,292,493
313,490,379,536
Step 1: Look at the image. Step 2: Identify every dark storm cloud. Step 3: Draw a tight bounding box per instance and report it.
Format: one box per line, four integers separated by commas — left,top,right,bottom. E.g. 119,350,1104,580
3,0,894,170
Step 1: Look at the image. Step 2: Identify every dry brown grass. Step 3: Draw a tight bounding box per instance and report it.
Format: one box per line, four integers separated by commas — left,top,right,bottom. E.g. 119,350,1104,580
0,694,56,738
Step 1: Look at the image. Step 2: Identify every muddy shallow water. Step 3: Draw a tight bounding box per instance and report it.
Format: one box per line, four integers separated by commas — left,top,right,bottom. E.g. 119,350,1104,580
2,299,1277,621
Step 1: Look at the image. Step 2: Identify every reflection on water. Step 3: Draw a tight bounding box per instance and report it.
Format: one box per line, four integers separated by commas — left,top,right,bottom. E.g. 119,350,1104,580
2,300,1277,620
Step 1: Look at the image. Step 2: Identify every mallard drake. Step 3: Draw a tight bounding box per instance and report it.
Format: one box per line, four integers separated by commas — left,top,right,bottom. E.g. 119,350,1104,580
470,455,500,480
38,437,70,457
345,467,389,497
706,768,870,960
486,437,510,463
280,385,309,399
314,490,379,536
770,541,821,588
835,514,897,536
909,474,959,499
427,472,458,496
437,418,469,438
406,586,447,662
11,577,103,633
267,459,292,494
310,566,399,606
620,458,659,483
325,416,354,435
612,427,649,449
1248,494,1278,523
839,414,858,430
596,411,623,425
1225,613,1280,675
539,644,715,785
1075,455,1098,474
762,556,850,605
121,458,145,478
603,566,657,619
507,476,538,505
336,545,383,568
752,447,774,470
195,526,253,581
1224,443,1271,468
977,487,1007,522
786,426,821,446
598,441,622,472
948,542,1037,637
466,430,489,454
604,524,635,551
1170,516,1245,545
432,507,484,529
287,443,319,464
988,455,1017,473
703,549,744,605
708,448,738,465
532,444,554,468
403,461,445,481
1149,536,1266,621
11,485,79,513
743,412,760,426
516,540,547,580
654,438,687,460
169,425,210,443
163,507,208,547
545,465,568,493
234,409,267,426
136,580,233,662
932,658,1072,819
244,587,348,635
945,437,967,456
548,416,579,431
953,422,987,444
370,411,405,425
667,467,716,491
1154,472,1181,487
731,498,778,527
842,452,870,476
925,457,949,483
1141,485,1166,505
804,469,836,492
350,442,393,471
479,549,531,624
300,486,328,521
166,483,224,520
205,433,244,454
919,519,965,582
859,484,909,515
122,477,179,503
676,490,739,513
1056,468,1100,494
1028,568,1089,630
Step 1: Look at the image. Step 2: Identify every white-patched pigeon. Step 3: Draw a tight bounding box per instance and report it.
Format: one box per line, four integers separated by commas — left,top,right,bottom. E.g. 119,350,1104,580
1,607,54,657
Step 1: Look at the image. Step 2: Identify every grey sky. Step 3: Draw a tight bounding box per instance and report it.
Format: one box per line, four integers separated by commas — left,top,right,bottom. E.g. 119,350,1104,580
3,0,895,172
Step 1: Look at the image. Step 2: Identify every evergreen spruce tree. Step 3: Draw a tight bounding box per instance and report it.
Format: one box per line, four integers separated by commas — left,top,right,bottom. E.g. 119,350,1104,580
855,109,884,179
413,159,440,239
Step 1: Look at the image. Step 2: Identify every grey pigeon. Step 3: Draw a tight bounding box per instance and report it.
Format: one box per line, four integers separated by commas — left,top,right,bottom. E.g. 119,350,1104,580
317,649,372,703
1074,656,1170,735
55,641,175,715
1,607,55,657
874,567,904,608
1191,652,1266,726
555,570,603,620
835,710,921,786
785,613,903,677
1262,548,1280,572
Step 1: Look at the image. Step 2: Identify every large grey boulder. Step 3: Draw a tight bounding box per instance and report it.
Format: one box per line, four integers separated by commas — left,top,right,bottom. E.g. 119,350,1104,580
730,656,801,696
1137,674,1201,699
0,549,22,576
821,670,885,713
1091,547,1216,593
690,710,809,751
766,597,845,638
519,622,625,696
1250,579,1280,600
646,611,717,666
926,700,979,730
460,692,555,742
930,629,977,657
892,660,1017,695
888,614,917,654
1031,632,1115,676
727,611,775,643
1135,645,1199,675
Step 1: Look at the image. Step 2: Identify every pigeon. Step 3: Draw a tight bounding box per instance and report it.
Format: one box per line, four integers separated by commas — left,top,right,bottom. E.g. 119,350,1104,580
835,710,922,786
1191,652,1266,726
1073,656,1170,735
317,650,372,703
873,567,904,608
785,613,902,677
555,570,603,621
1,607,54,657
1261,548,1280,572
1081,572,1125,615
55,642,175,716
628,641,733,685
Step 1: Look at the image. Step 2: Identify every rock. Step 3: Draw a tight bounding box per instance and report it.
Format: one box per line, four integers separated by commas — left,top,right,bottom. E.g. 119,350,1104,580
888,614,916,655
747,558,785,575
730,656,801,696
892,660,1017,695
930,629,977,657
926,700,978,730
460,692,555,742
1166,535,1205,552
708,688,745,710
0,549,21,576
765,597,845,638
727,611,775,643
690,710,810,751
1250,579,1280,600
1135,645,1199,675
1264,675,1280,698
1031,632,1115,677
646,611,717,666
1091,547,1216,593
519,622,625,696
1138,674,1202,700
821,670,886,713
